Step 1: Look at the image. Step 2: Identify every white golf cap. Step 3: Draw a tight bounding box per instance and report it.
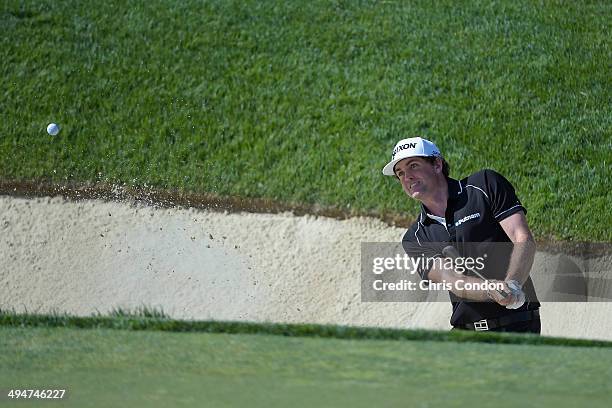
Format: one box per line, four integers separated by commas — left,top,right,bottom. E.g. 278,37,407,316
382,137,442,176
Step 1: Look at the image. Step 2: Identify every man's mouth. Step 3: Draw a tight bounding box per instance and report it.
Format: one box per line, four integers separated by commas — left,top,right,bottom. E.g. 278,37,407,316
409,181,419,191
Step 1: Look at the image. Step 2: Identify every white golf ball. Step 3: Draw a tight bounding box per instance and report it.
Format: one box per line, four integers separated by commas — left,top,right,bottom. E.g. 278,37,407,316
47,123,60,136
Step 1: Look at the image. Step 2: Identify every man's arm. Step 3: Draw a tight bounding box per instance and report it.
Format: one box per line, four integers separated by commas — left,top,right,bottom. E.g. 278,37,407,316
499,211,536,286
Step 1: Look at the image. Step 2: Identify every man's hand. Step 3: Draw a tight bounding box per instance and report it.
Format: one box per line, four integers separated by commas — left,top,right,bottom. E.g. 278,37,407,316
504,280,526,309
486,280,526,308
486,280,525,308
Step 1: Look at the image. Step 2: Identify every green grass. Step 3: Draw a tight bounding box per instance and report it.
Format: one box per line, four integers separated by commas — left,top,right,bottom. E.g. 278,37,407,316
3,311,611,406
2,326,612,407
104,305,171,319
1,0,610,241
2,310,611,348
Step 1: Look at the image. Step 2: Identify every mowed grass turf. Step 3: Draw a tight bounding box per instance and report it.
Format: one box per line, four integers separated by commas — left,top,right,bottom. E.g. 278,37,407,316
2,326,612,408
1,0,610,241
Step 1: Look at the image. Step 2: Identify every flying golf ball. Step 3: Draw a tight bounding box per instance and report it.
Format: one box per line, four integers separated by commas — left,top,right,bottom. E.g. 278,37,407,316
46,123,60,136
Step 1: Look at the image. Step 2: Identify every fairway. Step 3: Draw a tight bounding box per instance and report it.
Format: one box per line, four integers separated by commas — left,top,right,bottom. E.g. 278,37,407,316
2,326,612,407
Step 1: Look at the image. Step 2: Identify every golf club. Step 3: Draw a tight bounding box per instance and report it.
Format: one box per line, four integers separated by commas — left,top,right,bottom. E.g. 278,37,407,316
442,245,509,298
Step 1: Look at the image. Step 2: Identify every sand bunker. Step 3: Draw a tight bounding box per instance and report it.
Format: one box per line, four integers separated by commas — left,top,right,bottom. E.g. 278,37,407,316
1,195,610,340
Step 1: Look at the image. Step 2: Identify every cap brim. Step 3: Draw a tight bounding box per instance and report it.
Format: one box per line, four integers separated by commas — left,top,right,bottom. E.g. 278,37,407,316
382,154,432,176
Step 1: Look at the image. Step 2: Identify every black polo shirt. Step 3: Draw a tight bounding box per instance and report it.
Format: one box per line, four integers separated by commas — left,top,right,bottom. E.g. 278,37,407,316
402,169,540,326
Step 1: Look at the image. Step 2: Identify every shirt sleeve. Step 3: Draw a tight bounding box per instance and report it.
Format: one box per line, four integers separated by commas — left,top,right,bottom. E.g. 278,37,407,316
482,169,527,221
401,227,444,281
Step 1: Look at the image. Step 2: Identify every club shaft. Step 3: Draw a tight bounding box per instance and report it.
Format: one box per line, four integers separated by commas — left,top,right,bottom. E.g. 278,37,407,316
442,246,509,298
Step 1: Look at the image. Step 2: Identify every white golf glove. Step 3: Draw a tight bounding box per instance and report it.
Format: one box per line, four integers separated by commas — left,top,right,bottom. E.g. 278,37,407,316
505,280,526,309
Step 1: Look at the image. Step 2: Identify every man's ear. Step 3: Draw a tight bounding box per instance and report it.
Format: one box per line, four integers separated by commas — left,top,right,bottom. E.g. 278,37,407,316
433,157,443,173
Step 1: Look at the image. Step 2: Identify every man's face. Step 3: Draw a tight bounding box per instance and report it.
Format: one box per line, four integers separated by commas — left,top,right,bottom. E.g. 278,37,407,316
393,157,440,200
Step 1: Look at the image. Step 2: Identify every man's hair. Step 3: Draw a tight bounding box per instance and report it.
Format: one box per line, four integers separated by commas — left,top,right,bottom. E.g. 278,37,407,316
424,156,450,178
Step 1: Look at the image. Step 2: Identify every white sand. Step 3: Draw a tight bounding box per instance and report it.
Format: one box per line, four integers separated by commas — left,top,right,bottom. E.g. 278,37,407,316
1,195,610,340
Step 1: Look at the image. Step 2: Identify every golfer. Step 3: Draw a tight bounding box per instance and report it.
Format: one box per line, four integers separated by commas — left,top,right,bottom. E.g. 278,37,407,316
383,137,541,333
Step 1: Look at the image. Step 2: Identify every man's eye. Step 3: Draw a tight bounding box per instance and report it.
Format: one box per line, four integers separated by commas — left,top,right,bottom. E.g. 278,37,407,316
411,164,418,169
